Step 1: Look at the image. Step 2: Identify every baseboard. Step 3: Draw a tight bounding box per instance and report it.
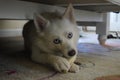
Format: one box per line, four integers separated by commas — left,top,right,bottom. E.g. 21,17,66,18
0,29,22,37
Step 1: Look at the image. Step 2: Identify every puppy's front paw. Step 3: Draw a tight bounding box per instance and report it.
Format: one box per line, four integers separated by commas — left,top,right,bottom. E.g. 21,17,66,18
69,63,79,73
53,57,70,73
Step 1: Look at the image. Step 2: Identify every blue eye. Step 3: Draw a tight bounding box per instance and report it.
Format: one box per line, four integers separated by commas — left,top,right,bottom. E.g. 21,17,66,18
53,38,61,44
67,32,73,39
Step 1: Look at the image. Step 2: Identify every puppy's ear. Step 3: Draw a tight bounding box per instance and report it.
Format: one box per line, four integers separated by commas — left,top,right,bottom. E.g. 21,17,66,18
33,13,49,33
63,4,76,23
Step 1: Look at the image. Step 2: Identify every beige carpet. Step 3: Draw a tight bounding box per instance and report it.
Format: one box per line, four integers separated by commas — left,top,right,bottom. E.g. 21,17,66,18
0,50,120,80
0,37,120,80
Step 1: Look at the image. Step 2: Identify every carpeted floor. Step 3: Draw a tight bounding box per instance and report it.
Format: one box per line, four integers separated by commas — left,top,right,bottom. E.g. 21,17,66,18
77,43,110,54
0,50,120,80
0,35,120,80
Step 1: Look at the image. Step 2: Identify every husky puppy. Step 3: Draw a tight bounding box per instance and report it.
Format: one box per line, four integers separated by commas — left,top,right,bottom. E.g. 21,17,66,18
23,4,79,73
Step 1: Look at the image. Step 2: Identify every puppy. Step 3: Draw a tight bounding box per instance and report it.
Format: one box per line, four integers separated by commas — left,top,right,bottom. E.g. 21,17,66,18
22,4,79,73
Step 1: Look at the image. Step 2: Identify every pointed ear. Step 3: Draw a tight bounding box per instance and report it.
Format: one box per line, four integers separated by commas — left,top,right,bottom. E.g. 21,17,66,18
33,13,48,33
63,4,76,23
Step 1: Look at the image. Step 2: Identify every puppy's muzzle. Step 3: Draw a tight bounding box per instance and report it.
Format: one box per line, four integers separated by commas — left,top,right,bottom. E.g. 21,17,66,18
68,49,76,56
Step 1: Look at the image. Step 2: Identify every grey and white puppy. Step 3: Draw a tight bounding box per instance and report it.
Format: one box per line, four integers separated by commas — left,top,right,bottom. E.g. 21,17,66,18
22,4,79,73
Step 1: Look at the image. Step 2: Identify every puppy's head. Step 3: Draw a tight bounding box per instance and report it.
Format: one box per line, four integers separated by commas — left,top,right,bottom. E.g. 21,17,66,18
34,4,79,58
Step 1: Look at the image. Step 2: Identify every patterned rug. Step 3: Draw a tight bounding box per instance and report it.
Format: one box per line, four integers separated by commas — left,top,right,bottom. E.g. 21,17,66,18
0,37,120,80
0,50,120,80
0,53,94,80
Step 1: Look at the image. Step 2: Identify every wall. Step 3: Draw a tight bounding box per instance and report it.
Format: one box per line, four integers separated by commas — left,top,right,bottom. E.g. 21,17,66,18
0,20,28,29
109,12,120,31
0,20,28,37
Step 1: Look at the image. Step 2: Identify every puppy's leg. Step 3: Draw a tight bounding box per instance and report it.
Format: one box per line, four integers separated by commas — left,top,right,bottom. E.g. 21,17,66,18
68,56,79,73
31,46,70,72
69,63,79,73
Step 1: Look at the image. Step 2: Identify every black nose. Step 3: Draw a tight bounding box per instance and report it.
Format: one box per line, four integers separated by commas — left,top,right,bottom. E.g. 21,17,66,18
68,49,76,56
